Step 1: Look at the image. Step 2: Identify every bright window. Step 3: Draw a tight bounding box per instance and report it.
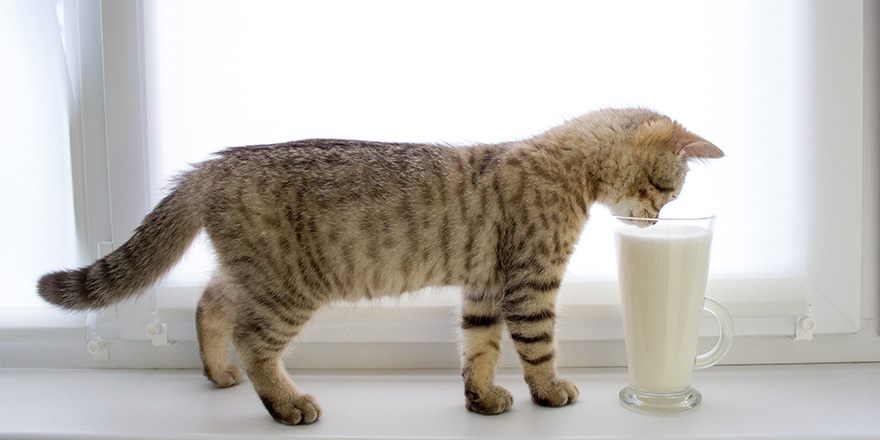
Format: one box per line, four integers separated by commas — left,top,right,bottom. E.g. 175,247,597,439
2,0,874,369
142,0,859,341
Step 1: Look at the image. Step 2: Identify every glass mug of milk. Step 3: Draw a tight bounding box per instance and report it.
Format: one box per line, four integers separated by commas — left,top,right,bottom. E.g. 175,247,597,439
614,214,733,414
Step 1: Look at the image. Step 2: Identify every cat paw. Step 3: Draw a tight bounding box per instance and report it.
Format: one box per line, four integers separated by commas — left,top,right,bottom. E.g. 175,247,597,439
529,378,579,407
204,364,244,388
262,394,322,425
465,385,514,415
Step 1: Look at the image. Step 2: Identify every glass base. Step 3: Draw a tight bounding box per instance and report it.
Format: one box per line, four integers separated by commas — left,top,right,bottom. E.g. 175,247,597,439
619,385,702,414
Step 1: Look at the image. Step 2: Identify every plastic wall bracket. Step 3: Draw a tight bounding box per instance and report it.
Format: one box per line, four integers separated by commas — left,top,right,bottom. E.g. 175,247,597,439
145,322,169,346
795,315,815,341
86,340,109,360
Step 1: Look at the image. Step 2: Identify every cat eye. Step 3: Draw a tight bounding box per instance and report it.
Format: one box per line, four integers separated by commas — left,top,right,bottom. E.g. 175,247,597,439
649,180,676,194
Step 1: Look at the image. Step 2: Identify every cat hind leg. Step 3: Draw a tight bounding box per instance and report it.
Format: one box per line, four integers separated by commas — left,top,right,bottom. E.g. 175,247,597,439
460,288,513,415
234,294,321,425
196,271,244,388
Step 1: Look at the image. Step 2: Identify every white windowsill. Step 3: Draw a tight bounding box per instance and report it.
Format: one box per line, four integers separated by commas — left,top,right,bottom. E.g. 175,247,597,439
2,363,878,439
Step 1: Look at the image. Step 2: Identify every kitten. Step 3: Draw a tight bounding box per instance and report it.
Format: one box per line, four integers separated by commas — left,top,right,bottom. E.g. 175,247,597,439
38,108,723,425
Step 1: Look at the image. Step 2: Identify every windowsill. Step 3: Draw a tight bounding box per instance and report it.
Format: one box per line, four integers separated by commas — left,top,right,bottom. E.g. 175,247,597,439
1,363,878,439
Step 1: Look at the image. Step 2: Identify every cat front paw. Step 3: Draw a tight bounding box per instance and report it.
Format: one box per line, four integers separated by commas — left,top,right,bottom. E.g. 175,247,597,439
262,394,322,425
529,377,579,407
465,385,514,415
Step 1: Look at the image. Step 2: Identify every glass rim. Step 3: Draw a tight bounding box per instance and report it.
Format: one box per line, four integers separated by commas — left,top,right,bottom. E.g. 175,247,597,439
612,213,716,222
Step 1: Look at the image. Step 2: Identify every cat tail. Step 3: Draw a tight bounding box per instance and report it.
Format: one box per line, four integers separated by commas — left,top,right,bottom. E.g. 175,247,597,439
37,173,204,311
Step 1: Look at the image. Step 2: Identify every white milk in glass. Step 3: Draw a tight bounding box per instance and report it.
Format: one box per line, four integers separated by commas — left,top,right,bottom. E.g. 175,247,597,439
615,224,712,393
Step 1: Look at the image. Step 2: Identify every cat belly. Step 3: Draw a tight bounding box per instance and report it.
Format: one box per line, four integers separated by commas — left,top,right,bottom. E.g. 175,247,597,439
313,211,498,301
326,248,477,301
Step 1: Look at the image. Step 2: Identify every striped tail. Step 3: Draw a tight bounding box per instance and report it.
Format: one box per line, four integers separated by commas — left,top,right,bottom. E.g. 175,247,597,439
37,178,203,311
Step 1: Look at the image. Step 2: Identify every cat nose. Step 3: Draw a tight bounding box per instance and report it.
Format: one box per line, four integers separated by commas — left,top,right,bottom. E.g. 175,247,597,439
632,210,659,227
614,209,660,228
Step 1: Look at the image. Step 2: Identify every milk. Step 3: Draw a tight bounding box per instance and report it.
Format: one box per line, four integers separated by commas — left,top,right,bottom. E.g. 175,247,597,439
615,224,713,393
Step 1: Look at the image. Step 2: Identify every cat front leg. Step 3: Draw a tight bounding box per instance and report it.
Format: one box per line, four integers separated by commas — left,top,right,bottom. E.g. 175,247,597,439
502,282,579,408
460,288,514,415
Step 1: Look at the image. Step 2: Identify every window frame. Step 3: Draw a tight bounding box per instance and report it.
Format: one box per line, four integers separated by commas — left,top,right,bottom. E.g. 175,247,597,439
2,0,878,369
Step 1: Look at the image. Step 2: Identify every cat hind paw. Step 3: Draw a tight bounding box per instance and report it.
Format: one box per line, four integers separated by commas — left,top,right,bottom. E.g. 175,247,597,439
465,385,514,415
204,364,244,388
262,394,322,425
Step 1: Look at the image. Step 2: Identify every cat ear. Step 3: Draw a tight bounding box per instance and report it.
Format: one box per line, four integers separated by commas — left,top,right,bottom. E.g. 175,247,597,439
672,130,724,160
678,140,724,160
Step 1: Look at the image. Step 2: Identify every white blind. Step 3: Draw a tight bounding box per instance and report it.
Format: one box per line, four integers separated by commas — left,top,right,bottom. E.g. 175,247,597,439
144,0,809,287
0,0,79,307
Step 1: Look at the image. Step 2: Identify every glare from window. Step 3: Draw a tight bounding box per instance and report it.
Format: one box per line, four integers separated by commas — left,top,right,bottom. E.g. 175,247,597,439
144,0,808,288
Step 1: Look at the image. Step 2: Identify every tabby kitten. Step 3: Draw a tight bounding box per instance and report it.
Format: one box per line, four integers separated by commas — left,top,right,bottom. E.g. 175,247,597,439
38,108,723,425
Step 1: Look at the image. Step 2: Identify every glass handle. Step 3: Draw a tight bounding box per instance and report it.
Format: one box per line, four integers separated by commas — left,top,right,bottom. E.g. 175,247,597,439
694,297,734,370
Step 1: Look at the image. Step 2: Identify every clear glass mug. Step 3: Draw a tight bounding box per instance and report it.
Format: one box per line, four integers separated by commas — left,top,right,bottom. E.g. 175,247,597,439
613,214,733,413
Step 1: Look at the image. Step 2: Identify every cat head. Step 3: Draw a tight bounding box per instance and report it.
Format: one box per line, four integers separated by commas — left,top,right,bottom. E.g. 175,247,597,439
590,109,723,219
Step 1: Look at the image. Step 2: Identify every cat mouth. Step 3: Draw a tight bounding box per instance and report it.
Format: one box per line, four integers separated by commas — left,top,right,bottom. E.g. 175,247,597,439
617,216,658,228
615,211,660,228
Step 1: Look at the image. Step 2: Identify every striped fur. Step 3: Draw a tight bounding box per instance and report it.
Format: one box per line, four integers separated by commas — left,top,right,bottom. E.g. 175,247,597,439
37,108,722,425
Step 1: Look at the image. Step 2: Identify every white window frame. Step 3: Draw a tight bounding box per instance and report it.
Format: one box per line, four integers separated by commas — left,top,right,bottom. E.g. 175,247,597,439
2,0,878,369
